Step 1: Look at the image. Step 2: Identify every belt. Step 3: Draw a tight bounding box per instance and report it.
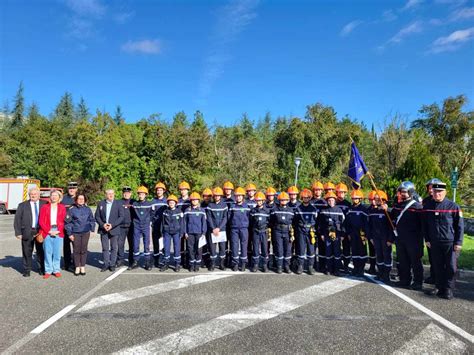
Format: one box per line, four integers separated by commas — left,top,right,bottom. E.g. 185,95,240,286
253,228,267,233
276,224,290,230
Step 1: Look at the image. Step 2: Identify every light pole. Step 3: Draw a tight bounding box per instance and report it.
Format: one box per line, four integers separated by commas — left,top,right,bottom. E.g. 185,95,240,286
294,157,302,187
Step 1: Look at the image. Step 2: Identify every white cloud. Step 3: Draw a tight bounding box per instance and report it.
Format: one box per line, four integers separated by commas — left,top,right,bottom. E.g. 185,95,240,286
401,0,423,11
382,9,398,22
64,0,106,18
340,20,363,37
196,0,260,105
121,39,161,54
388,21,423,44
450,7,474,21
429,27,474,52
114,11,135,24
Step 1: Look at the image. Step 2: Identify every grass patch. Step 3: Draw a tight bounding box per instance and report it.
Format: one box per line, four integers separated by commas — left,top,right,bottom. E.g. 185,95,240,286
421,235,474,270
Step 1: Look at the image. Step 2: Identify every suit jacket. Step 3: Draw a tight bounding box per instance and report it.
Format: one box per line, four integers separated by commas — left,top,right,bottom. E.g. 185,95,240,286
95,199,124,236
14,200,47,239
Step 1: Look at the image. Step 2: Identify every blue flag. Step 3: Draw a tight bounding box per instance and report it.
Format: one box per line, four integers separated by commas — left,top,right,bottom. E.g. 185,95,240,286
348,142,369,189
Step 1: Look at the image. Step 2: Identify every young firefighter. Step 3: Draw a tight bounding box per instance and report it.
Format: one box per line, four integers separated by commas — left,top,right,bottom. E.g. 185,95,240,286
228,187,251,271
367,190,394,283
345,189,369,276
200,188,213,265
206,187,228,271
317,191,345,276
294,189,318,275
177,181,191,267
287,186,301,209
160,195,184,272
335,183,352,272
246,184,257,209
131,186,155,270
249,192,271,272
270,192,295,274
184,192,207,272
311,181,327,272
265,187,277,268
223,181,235,267
265,187,277,210
151,182,168,267
365,190,378,274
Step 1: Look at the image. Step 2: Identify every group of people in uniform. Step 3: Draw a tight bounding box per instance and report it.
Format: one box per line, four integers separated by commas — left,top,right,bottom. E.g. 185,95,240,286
16,178,464,300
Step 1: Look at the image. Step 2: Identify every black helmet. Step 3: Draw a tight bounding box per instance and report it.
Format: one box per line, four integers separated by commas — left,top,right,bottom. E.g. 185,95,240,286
425,178,442,187
397,181,416,196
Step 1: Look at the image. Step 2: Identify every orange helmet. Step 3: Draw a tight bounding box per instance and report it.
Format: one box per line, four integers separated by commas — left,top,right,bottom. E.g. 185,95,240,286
189,192,201,200
155,182,166,191
278,192,290,201
255,192,266,201
202,188,212,196
137,186,149,194
167,194,178,203
223,181,234,190
246,183,257,191
324,182,336,191
351,189,364,199
265,187,277,196
368,190,377,200
300,188,313,199
375,190,388,201
311,181,324,190
335,183,348,193
179,181,190,190
212,187,223,196
287,186,299,194
234,187,246,196
324,191,337,200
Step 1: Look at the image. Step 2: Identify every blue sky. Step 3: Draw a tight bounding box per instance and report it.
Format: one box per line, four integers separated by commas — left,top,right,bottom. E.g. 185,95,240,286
1,0,473,127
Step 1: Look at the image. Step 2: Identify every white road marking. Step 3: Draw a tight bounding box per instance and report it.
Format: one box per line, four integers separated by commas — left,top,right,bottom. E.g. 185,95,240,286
121,271,309,276
115,277,361,354
105,266,127,281
393,322,467,354
366,274,474,344
30,305,76,334
77,274,235,312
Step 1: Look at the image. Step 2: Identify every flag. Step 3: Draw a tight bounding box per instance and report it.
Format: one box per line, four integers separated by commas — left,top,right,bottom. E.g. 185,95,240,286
348,142,369,189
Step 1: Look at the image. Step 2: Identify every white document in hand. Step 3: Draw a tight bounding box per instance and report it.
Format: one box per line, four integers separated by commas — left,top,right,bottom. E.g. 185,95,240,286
198,234,207,248
211,231,227,243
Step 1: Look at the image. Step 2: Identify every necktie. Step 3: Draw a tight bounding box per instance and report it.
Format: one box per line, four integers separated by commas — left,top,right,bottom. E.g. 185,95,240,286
34,202,39,228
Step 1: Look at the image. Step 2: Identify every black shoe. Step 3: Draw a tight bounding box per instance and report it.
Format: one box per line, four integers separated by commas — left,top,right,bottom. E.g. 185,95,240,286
154,259,160,268
144,263,151,271
322,269,328,275
262,264,268,273
308,266,315,275
109,267,116,272
74,272,80,276
80,272,86,276
394,281,410,289
23,271,31,277
333,270,340,277
189,264,195,272
232,264,238,272
116,261,124,268
367,266,377,275
277,267,283,274
424,288,439,296
251,265,258,273
424,276,435,285
240,263,246,272
284,266,291,274
296,265,303,275
160,264,168,272
175,264,181,272
38,270,45,276
209,263,215,271
101,267,108,272
127,262,138,270
438,289,453,300
410,283,423,291
219,260,225,271
195,266,200,272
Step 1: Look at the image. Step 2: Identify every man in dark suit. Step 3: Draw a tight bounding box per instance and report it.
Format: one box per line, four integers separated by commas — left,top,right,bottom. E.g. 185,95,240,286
95,189,124,272
14,187,47,277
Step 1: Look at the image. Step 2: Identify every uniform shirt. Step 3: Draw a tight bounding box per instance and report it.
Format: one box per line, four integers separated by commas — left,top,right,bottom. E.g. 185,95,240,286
367,206,394,242
206,200,228,231
223,196,235,210
293,203,318,235
184,206,207,235
336,199,351,215
317,205,345,236
246,198,257,210
265,201,278,211
151,197,167,229
250,205,271,231
288,200,301,211
390,198,423,242
161,207,184,235
422,195,432,206
61,194,75,208
132,200,154,225
177,197,191,213
228,202,251,229
344,203,368,238
120,198,134,228
310,198,327,212
270,204,295,231
65,204,95,234
422,198,464,246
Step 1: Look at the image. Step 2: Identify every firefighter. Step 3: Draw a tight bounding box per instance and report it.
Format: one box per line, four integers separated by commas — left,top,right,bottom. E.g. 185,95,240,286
365,190,378,275
131,186,154,270
201,188,213,207
118,186,134,268
345,189,368,277
336,183,352,272
178,181,191,267
246,183,257,209
249,192,271,272
368,190,394,283
270,192,295,274
223,181,235,267
310,181,327,210
317,191,345,276
323,182,336,194
391,181,423,290
287,186,301,209
206,187,228,271
228,187,251,271
423,182,464,300
223,181,235,207
160,195,184,272
294,189,318,275
200,188,213,265
184,192,207,272
265,187,277,210
151,182,167,267
265,187,277,268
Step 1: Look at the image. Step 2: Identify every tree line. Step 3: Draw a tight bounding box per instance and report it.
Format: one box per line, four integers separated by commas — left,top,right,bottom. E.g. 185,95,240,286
1,82,472,205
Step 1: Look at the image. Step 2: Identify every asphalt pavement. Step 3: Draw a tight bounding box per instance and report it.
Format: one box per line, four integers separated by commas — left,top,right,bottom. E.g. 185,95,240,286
0,215,473,354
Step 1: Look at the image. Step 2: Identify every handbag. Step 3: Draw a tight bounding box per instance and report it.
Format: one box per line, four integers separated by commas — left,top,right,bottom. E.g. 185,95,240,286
35,232,44,243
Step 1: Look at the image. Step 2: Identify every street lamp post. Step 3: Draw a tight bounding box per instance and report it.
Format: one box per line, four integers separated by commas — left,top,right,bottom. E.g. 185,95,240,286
294,157,302,187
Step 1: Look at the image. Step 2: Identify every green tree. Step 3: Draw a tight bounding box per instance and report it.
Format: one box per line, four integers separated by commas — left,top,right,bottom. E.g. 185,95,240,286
11,81,25,128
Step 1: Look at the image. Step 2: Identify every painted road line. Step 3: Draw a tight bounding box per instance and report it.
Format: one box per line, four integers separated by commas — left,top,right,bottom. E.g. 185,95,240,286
366,274,474,344
393,322,467,354
121,271,312,276
77,273,235,312
30,305,76,334
115,277,361,354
